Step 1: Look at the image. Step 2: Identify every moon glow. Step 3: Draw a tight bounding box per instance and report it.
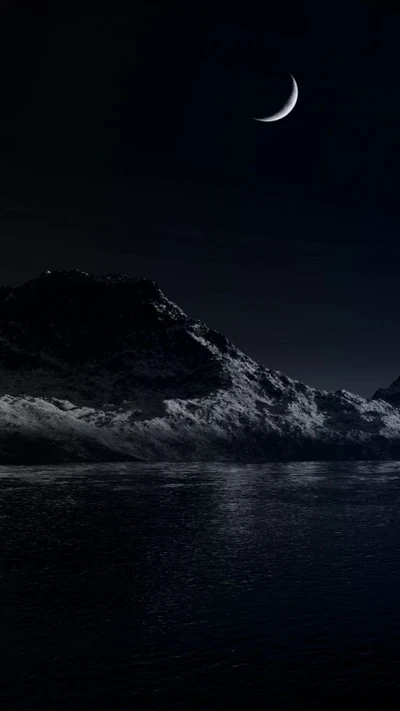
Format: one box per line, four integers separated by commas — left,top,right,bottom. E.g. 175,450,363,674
253,74,298,123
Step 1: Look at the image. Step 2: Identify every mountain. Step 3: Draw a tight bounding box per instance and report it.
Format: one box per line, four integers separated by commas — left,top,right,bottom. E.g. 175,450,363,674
1,268,400,464
372,377,400,406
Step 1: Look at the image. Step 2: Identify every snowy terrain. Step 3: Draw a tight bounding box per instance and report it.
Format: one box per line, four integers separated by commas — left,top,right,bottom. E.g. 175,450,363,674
1,269,400,464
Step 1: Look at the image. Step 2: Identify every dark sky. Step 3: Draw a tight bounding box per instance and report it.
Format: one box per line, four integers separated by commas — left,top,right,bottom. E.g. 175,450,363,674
1,0,400,397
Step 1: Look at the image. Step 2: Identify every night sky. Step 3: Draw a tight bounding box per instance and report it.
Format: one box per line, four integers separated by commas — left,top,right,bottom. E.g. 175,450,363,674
1,0,400,397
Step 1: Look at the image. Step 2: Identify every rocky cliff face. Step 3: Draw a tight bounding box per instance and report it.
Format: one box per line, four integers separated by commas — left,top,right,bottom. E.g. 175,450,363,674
0,269,230,410
1,269,400,464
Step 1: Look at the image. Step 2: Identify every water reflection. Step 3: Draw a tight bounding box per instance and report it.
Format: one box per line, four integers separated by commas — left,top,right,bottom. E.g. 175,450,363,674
3,461,400,710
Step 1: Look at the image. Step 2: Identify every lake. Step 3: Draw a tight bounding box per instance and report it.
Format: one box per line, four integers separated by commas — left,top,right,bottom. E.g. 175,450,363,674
2,461,400,710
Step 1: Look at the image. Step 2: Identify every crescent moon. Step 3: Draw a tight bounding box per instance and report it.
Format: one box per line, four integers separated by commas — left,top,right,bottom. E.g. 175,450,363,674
253,74,298,123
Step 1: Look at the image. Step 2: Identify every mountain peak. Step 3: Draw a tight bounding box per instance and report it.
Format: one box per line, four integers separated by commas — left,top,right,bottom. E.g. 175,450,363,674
35,268,162,291
3,269,181,322
0,268,227,408
372,375,400,405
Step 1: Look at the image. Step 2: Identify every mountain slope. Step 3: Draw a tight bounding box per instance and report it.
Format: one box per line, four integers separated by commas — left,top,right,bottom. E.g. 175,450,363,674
1,269,400,463
372,377,400,407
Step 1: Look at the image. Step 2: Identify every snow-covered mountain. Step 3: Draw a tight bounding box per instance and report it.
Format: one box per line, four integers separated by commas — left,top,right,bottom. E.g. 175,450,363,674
1,268,400,464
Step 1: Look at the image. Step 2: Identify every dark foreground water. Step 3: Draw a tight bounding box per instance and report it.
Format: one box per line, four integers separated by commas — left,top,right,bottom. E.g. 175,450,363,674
2,462,400,710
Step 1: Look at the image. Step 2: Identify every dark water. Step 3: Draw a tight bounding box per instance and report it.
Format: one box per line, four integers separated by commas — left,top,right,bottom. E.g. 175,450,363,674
2,462,400,710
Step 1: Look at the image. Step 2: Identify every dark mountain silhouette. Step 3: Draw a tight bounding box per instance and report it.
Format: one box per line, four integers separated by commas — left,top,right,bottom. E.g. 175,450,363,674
372,377,400,406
